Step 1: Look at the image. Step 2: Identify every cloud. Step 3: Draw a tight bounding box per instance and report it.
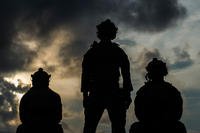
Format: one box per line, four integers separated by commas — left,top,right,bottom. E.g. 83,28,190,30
118,0,187,32
182,89,200,131
0,78,29,132
170,46,194,70
0,0,99,74
62,121,75,133
197,51,200,57
116,39,137,46
0,38,36,74
0,0,187,75
0,0,120,75
133,48,162,75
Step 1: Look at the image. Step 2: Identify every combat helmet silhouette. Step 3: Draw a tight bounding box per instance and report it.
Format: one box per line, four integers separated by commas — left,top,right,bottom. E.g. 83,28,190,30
32,68,51,80
16,68,63,133
145,58,168,81
96,19,118,40
130,58,186,133
31,68,51,87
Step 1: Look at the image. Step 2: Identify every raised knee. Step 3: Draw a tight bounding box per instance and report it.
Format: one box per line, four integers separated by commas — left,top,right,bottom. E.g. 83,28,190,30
174,121,187,133
129,122,145,133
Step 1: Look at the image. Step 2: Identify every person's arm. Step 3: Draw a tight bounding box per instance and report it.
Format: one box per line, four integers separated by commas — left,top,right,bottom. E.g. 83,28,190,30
81,53,91,108
171,87,183,121
19,95,28,123
55,95,62,123
120,50,133,109
81,53,90,93
120,50,133,92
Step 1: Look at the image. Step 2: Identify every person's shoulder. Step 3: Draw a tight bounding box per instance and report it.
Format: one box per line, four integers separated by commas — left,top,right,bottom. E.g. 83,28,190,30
136,81,158,95
84,41,100,56
111,42,122,50
142,81,152,88
111,42,127,55
163,81,176,89
20,88,32,101
111,42,120,47
136,83,149,95
48,88,61,99
163,81,180,94
90,41,100,48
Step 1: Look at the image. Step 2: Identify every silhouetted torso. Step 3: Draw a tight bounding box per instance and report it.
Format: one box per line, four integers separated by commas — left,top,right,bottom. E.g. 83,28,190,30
82,41,132,133
130,80,186,133
20,87,62,124
81,41,133,94
18,86,62,133
129,58,186,133
135,81,182,123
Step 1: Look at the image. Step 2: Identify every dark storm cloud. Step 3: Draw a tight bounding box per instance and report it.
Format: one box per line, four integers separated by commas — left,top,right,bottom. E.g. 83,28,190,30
133,46,194,72
0,0,187,74
133,48,162,74
0,0,119,74
118,0,187,32
0,44,36,74
0,0,37,73
0,78,29,130
170,47,194,70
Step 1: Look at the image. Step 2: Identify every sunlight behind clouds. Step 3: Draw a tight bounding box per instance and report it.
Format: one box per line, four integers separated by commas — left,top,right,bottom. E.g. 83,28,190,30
4,28,79,98
4,72,31,87
29,28,72,70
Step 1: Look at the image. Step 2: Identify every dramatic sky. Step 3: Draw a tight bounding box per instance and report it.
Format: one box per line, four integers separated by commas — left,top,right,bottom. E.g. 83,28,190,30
0,0,200,133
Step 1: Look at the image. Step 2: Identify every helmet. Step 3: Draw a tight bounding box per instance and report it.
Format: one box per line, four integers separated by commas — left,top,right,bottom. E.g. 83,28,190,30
146,58,168,77
31,68,51,81
96,19,118,40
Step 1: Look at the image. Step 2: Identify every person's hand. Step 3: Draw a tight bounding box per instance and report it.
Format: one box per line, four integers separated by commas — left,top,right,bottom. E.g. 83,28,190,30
119,90,132,109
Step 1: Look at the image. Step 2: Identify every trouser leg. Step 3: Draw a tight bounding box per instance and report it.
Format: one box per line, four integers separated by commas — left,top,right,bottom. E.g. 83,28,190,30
83,103,105,133
107,103,127,133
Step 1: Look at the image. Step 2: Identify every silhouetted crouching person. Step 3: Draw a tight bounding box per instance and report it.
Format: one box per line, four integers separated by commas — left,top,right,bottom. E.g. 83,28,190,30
130,58,186,133
16,68,63,133
81,19,133,133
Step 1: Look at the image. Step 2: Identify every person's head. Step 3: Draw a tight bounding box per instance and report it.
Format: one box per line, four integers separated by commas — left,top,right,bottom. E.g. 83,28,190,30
96,19,118,41
145,58,168,81
31,68,51,88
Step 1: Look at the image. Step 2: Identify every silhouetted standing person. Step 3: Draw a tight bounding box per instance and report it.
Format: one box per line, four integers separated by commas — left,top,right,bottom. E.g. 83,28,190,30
16,68,63,133
130,58,186,133
81,19,133,133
